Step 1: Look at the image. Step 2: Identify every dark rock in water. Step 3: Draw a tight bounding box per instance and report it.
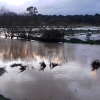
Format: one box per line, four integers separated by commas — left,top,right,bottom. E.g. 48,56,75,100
91,59,100,71
0,67,6,76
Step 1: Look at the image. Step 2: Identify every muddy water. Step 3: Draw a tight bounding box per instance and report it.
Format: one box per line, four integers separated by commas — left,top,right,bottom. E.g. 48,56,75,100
0,38,100,100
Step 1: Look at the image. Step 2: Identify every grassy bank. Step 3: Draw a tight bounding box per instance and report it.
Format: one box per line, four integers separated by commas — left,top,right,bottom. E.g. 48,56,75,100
64,38,100,45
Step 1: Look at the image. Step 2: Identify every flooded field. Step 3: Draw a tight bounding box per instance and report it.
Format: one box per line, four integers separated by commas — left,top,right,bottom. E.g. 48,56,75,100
0,38,100,100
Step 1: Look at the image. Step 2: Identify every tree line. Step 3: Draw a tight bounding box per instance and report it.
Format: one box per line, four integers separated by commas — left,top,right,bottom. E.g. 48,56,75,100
0,6,100,27
0,6,100,42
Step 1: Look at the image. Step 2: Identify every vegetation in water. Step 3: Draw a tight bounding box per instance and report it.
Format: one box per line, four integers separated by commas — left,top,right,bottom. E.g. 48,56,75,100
0,6,100,43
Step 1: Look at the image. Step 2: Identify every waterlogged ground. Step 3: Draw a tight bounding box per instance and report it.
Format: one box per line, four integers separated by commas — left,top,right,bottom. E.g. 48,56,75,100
0,38,100,100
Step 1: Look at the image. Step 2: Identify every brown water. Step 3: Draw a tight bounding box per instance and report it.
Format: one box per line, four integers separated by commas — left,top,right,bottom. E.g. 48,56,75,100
0,38,100,100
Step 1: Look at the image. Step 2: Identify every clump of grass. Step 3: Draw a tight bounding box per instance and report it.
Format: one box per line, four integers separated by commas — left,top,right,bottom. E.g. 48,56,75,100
91,59,100,71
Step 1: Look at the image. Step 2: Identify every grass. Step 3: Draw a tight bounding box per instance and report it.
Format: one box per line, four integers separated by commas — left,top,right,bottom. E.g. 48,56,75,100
64,38,100,45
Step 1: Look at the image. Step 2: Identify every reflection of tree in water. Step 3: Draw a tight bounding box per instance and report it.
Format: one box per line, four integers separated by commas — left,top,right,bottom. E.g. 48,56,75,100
0,39,78,66
41,43,66,64
0,40,33,60
0,39,79,73
63,44,77,62
0,40,67,64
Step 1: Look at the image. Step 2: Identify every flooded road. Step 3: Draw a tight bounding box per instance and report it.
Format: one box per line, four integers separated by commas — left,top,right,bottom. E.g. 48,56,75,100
0,38,100,100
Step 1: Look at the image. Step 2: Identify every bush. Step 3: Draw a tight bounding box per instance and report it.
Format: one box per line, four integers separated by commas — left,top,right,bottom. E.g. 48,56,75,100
40,29,64,42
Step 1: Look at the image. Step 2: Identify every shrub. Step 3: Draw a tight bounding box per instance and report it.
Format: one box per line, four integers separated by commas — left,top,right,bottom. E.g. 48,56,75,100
40,29,64,42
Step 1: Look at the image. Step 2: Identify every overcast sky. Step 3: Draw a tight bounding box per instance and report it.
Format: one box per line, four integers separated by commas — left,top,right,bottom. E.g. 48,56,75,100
0,0,100,15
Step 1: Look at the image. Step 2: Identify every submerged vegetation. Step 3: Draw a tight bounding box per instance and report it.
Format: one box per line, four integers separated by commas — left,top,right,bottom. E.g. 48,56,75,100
0,67,6,76
39,29,64,42
91,60,100,71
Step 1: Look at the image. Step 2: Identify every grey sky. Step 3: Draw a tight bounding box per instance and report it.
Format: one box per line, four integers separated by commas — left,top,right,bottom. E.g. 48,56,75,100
0,0,100,15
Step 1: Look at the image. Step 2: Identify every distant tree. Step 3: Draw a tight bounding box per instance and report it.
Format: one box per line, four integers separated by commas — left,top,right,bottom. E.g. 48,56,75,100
26,6,38,16
25,6,39,40
95,13,100,17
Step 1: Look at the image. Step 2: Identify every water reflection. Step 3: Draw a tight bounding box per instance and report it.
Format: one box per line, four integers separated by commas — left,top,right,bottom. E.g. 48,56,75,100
0,39,65,64
0,39,100,100
90,70,97,78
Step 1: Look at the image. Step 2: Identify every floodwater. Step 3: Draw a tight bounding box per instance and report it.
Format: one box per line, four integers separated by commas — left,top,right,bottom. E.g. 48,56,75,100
0,38,100,100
